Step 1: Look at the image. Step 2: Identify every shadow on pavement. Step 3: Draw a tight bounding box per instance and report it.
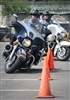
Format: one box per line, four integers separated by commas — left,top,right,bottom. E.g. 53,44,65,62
14,68,42,74
54,58,70,62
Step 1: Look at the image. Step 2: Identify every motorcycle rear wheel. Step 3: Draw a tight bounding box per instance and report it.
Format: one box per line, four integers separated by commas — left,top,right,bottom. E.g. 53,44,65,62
56,46,70,61
5,56,23,73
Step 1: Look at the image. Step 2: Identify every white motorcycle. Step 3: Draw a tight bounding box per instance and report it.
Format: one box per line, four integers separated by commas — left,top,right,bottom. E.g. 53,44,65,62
46,20,70,61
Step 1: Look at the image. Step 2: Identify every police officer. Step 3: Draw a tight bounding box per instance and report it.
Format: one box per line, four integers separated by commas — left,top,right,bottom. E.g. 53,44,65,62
28,8,43,34
29,8,52,38
40,10,53,26
10,9,52,45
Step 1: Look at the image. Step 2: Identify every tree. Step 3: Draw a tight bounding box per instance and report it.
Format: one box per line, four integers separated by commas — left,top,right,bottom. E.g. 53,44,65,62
2,0,31,17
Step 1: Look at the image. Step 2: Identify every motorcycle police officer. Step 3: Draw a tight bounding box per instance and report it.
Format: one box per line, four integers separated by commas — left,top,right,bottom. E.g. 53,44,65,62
10,9,52,45
29,8,43,33
29,8,52,38
40,10,53,26
10,8,43,45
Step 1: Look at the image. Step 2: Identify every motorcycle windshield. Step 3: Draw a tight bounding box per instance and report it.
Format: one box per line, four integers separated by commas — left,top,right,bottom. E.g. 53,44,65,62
23,16,42,34
12,20,28,38
52,17,66,31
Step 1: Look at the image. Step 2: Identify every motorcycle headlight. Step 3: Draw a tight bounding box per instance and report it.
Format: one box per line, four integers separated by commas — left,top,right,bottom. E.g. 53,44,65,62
22,38,31,47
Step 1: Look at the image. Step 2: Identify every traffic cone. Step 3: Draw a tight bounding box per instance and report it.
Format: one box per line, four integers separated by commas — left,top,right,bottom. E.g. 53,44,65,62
47,59,53,80
36,64,54,98
47,47,57,70
39,56,53,80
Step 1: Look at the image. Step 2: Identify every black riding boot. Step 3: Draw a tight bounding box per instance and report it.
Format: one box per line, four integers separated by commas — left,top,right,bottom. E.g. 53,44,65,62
10,35,16,45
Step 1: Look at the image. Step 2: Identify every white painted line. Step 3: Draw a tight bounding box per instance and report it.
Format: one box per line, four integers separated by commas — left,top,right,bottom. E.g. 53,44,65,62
0,89,39,91
0,89,53,92
0,79,38,81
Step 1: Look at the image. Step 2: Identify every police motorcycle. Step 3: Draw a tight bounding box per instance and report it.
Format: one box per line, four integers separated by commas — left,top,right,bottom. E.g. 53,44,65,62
46,18,70,61
2,14,49,73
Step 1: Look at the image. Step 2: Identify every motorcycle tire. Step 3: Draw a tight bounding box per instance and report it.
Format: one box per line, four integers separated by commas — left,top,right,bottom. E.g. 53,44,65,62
56,46,70,61
5,56,23,73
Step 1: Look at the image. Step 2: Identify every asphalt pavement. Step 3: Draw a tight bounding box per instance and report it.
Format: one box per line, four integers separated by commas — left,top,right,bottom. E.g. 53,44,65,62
0,42,70,100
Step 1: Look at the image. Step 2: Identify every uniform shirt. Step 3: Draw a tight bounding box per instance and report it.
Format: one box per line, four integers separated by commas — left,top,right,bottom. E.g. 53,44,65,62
40,17,53,27
28,18,43,34
39,16,52,37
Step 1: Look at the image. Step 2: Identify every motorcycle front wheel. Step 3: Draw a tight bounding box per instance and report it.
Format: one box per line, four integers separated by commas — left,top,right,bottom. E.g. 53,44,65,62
5,56,23,73
56,46,70,61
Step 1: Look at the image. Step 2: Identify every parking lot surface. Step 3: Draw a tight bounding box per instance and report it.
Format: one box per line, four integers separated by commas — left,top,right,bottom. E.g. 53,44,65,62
0,42,70,100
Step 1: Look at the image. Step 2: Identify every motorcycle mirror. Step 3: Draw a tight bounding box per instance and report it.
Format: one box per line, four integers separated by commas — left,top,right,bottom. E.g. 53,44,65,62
13,14,18,20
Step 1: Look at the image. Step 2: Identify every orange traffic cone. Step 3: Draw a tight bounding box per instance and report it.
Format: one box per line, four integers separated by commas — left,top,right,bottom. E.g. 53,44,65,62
36,64,54,98
47,47,57,70
47,59,53,80
39,56,53,80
